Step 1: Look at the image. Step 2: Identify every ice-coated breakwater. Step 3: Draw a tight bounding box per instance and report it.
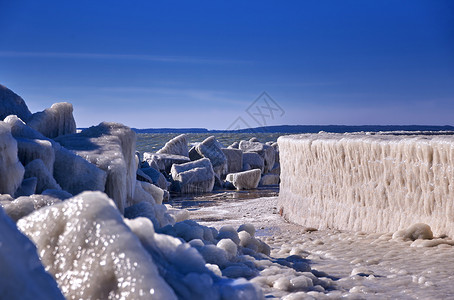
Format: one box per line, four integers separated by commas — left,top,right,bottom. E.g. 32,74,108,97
278,133,454,237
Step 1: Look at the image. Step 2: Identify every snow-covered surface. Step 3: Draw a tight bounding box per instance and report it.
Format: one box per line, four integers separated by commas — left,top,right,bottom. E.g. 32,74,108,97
0,121,24,196
0,207,64,299
192,196,454,299
278,133,454,237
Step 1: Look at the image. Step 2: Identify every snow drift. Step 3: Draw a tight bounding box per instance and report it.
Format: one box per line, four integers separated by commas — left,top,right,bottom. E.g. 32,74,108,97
278,133,454,237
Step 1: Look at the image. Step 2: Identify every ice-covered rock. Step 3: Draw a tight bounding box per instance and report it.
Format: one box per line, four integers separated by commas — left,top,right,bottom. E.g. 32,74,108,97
125,201,175,229
16,138,55,175
239,141,275,173
14,177,37,197
259,174,280,186
226,169,262,190
278,133,454,237
17,191,177,299
139,180,166,205
269,163,280,175
140,166,169,190
242,152,264,173
228,141,239,149
392,223,434,241
4,114,47,140
24,159,61,193
0,84,32,121
27,102,76,138
1,194,61,222
157,134,189,157
190,136,228,177
0,121,24,196
171,158,215,193
53,145,107,195
56,122,137,213
0,206,64,299
143,152,190,173
222,148,243,174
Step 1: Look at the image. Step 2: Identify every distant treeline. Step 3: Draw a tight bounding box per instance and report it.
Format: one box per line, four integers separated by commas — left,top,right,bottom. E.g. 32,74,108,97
129,125,454,134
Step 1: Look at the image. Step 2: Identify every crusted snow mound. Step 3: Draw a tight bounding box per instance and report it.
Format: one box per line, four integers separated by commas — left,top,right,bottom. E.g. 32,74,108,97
0,207,64,299
0,84,32,121
0,121,25,195
17,192,177,300
27,102,77,138
278,133,454,237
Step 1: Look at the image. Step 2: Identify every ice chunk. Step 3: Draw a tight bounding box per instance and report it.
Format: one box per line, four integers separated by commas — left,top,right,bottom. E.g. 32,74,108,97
242,152,264,173
0,84,32,121
0,207,64,299
140,180,165,205
157,134,189,157
392,223,434,241
56,122,137,213
24,159,61,193
259,174,280,186
226,169,261,190
27,102,76,138
125,201,175,228
2,194,61,221
14,177,37,197
140,166,169,190
17,191,177,299
16,138,55,174
4,114,47,140
171,158,215,193
191,136,228,177
143,152,190,173
0,121,25,195
239,140,275,173
278,133,454,237
222,148,243,174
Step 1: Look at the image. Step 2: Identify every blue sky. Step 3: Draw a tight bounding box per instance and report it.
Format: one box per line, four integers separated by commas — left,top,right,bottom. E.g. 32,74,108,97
1,0,453,129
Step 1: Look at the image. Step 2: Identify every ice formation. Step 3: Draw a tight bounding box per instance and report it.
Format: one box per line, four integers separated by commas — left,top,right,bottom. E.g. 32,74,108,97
190,136,228,177
56,122,137,213
171,158,215,193
24,159,61,193
242,152,264,173
27,102,76,138
0,207,64,299
239,140,275,173
0,84,32,121
156,133,189,157
143,152,190,173
278,133,454,237
17,192,177,300
226,169,261,190
222,148,243,173
0,121,25,195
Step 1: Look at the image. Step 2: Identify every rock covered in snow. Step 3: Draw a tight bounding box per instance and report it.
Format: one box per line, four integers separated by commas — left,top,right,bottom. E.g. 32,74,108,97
157,134,189,157
143,152,190,173
242,152,264,173
226,169,261,190
222,148,243,174
140,167,169,190
171,158,215,193
0,121,25,196
0,207,64,299
17,192,177,300
239,140,275,173
56,122,137,213
27,102,76,138
190,136,228,177
0,84,32,121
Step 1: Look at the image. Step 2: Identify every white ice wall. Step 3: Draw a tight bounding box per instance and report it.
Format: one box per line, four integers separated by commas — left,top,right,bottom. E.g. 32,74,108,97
278,133,454,237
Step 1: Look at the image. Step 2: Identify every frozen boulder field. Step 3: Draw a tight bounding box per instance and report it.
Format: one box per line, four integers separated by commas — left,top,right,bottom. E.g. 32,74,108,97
2,83,454,299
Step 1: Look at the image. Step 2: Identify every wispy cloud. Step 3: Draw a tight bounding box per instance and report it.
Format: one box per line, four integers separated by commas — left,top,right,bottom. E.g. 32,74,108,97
0,51,252,65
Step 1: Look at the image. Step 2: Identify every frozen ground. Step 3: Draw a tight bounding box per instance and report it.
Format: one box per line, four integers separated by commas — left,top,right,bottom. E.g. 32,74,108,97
190,196,454,299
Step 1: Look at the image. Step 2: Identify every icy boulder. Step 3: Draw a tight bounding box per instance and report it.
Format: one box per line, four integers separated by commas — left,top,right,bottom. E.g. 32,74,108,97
171,158,215,193
0,84,32,121
190,136,228,177
27,102,76,138
157,134,189,157
24,159,61,193
239,141,275,173
2,194,61,222
140,166,169,190
143,152,190,173
278,133,454,237
17,191,177,300
259,174,280,186
226,169,261,190
16,138,55,175
222,148,243,174
0,207,64,299
56,122,137,213
0,121,25,195
242,152,264,173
